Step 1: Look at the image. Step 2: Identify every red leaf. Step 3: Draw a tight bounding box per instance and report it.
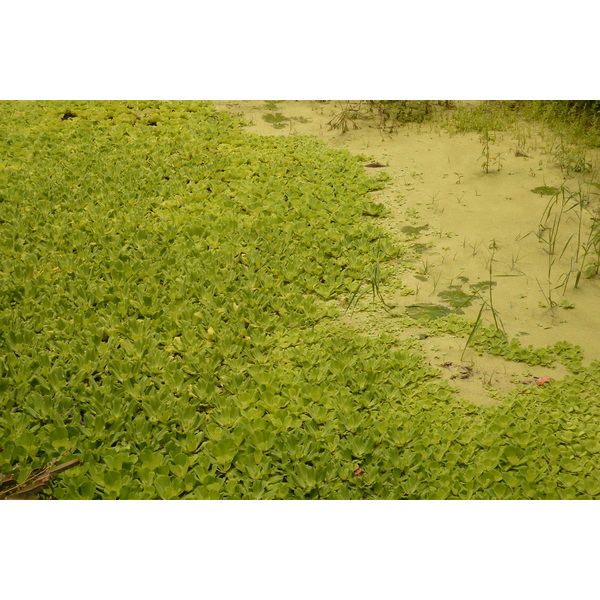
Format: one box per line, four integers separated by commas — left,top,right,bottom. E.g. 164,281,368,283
353,467,364,477
536,377,551,386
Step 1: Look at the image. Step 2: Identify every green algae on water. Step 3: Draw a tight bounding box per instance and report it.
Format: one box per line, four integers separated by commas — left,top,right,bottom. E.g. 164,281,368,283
437,288,475,311
406,303,453,321
531,186,559,196
262,112,289,129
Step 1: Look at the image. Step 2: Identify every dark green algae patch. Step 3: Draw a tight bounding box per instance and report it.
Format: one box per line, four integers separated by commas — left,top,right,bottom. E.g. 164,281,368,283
1,101,600,499
406,304,453,320
531,186,559,196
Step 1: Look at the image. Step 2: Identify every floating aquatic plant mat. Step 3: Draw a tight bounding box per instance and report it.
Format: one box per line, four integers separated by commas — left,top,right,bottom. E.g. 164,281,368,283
1,101,600,500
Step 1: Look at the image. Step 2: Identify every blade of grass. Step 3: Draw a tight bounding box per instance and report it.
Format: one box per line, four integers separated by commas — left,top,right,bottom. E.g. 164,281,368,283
461,301,486,361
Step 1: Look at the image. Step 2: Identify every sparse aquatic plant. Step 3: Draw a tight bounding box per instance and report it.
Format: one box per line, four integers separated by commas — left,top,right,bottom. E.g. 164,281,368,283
553,134,593,175
535,182,575,307
466,239,482,258
479,128,503,174
367,101,431,133
417,256,433,276
496,151,504,172
451,190,466,204
327,100,432,135
327,101,362,133
461,243,503,360
346,244,394,313
533,179,600,297
442,101,517,134
485,242,502,331
508,247,526,275
427,190,442,205
460,300,486,361
431,270,443,295
571,181,600,287
513,125,530,153
574,202,600,286
521,100,600,148
480,128,492,173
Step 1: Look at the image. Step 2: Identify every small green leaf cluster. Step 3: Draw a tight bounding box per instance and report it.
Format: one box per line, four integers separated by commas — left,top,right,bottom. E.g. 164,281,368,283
470,327,584,370
261,112,289,129
424,315,583,371
531,186,559,196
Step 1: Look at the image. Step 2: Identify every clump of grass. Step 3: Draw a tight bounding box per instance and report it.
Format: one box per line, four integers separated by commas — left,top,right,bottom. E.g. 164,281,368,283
328,101,433,135
327,101,363,133
461,243,503,360
578,217,600,281
346,244,394,313
533,179,600,300
573,182,600,286
479,128,504,173
366,101,431,132
442,101,517,135
536,182,574,307
551,134,593,175
480,128,493,173
521,100,600,148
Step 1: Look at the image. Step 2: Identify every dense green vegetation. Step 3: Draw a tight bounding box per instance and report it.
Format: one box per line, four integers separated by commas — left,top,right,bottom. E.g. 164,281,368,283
443,100,600,148
1,101,599,499
522,100,600,147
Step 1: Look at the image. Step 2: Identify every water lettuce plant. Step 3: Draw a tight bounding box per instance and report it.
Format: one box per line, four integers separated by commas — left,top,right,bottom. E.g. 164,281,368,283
1,101,600,500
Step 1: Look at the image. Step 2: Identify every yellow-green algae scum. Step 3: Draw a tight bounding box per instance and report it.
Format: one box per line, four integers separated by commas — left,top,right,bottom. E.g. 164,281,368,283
1,100,599,499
